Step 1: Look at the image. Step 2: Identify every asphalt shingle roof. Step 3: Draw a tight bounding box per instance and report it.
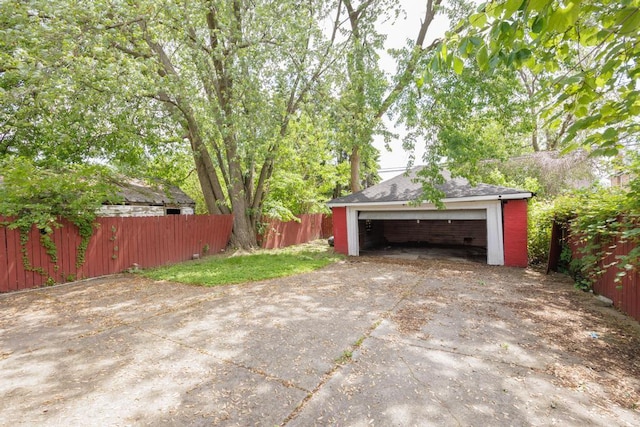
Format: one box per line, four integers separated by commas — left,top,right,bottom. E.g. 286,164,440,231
112,178,195,206
328,167,531,205
0,174,194,206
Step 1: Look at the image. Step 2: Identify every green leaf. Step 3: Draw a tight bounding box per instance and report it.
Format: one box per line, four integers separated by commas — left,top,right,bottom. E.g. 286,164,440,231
476,45,489,70
469,36,483,46
526,0,549,13
469,13,487,28
458,39,470,56
514,48,532,64
548,1,581,33
453,56,464,74
602,127,618,140
531,14,545,33
616,7,640,34
486,2,503,18
504,0,524,18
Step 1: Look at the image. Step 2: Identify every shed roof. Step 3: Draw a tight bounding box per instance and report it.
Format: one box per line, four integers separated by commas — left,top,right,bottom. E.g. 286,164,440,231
328,167,532,206
0,173,194,207
110,178,195,206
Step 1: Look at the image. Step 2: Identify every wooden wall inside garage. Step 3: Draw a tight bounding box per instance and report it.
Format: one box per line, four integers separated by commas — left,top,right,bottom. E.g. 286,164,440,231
382,220,487,247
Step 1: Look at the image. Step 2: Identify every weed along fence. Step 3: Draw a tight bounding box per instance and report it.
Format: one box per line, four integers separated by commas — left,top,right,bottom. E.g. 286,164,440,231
260,214,332,249
0,215,233,293
568,226,640,322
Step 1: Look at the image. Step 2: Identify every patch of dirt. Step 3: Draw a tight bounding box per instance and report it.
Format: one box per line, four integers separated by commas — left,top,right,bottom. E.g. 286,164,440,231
354,256,640,411
511,271,640,410
392,303,432,334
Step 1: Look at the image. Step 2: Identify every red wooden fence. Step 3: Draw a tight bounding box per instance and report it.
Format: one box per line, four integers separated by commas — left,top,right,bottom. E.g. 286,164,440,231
321,214,333,239
0,215,233,293
260,214,332,249
569,228,640,322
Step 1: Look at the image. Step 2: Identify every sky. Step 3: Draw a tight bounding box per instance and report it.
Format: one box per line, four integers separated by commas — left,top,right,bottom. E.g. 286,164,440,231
374,2,452,181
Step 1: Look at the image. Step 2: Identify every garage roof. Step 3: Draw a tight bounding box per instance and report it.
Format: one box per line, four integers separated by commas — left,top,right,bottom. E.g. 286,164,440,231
328,167,532,206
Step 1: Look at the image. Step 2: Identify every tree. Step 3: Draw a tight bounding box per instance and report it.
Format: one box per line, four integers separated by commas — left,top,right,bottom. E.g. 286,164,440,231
516,67,575,152
3,1,346,248
0,1,171,167
262,112,349,219
331,0,445,193
109,1,345,247
435,0,640,157
399,55,532,190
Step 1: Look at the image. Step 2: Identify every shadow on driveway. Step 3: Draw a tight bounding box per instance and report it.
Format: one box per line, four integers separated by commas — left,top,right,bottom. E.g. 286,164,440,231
1,259,639,426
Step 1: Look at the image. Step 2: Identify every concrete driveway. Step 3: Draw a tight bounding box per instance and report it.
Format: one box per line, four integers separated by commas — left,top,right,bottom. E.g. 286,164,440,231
1,258,639,426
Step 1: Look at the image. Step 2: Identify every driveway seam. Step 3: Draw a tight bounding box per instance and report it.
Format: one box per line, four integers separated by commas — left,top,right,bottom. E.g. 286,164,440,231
398,353,464,426
279,275,428,426
279,316,385,426
373,334,547,373
132,324,311,395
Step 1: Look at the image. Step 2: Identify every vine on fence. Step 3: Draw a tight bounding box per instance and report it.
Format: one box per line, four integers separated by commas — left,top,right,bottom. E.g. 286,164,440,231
550,181,639,290
0,157,120,282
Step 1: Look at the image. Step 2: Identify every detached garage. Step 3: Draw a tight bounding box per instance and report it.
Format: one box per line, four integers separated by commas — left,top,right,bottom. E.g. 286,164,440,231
327,168,533,267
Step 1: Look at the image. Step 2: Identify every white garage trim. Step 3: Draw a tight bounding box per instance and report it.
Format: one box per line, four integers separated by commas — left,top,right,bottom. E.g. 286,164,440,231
327,192,532,207
485,202,504,265
359,209,486,221
345,200,504,265
346,207,359,256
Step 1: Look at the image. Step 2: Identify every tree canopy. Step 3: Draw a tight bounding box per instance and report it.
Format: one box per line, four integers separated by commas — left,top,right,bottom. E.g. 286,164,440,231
433,0,639,157
3,0,637,252
3,0,348,247
2,0,451,248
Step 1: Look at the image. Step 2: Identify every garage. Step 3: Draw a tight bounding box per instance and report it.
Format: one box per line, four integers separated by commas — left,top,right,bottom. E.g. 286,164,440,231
357,210,488,262
327,168,533,267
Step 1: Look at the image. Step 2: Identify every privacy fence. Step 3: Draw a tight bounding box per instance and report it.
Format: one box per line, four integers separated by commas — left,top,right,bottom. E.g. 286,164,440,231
260,214,332,249
1,215,233,293
554,220,640,322
591,240,639,321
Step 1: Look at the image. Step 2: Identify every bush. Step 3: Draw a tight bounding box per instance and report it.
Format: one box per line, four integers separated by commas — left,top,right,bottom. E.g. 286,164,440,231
0,157,120,274
527,198,555,264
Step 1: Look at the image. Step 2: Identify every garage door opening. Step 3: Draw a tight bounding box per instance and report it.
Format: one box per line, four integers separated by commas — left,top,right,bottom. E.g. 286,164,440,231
357,210,488,263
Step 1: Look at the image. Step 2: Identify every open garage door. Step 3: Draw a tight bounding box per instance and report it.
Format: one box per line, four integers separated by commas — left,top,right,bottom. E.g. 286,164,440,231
357,210,487,262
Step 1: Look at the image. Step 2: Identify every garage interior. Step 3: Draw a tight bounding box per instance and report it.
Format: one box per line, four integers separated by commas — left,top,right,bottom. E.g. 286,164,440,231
357,210,488,262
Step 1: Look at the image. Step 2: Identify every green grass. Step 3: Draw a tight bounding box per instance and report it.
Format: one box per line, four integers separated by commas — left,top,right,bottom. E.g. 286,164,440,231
140,241,343,287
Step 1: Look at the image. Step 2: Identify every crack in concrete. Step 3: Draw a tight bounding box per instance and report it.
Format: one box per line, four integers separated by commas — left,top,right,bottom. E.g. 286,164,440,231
278,273,431,426
374,334,545,374
278,317,385,426
398,353,464,426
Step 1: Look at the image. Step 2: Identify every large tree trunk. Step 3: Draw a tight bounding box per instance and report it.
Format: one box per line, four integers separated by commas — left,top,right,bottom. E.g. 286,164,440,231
225,133,259,248
531,122,540,152
350,145,361,192
230,207,257,248
344,0,441,191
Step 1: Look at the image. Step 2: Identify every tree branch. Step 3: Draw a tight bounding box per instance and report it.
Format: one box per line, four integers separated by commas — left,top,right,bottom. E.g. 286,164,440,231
376,0,443,120
112,42,151,59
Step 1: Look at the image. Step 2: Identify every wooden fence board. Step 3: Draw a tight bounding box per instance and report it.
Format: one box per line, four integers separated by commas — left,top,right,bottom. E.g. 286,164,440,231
8,226,21,291
569,220,640,322
0,225,8,292
9,228,21,291
23,227,35,289
260,214,326,250
1,214,232,293
54,225,65,282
